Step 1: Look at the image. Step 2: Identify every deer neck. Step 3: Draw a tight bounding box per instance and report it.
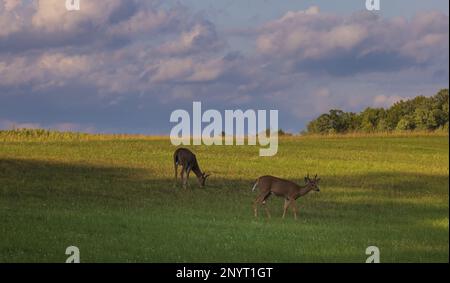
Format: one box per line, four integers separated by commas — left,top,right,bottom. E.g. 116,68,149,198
192,166,203,179
297,184,314,197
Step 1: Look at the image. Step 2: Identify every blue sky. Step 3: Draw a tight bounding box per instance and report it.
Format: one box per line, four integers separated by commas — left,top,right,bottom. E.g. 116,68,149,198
0,0,448,134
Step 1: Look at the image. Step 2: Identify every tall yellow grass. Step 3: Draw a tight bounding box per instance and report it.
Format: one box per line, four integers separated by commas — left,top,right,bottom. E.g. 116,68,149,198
0,128,447,142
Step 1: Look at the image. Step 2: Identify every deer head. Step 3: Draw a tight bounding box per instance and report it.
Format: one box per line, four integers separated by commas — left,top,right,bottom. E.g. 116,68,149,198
304,173,321,192
199,172,211,187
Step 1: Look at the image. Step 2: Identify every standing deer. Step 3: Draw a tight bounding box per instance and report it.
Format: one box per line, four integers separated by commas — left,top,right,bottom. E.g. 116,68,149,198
252,174,320,220
173,148,210,188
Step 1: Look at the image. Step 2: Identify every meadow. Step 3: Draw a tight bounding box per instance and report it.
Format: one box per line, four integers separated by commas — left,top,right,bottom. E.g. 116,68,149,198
0,130,448,262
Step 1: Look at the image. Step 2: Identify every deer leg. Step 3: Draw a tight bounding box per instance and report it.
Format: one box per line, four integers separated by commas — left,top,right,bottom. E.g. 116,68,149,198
253,197,260,218
282,199,290,219
181,166,186,188
186,166,192,189
292,200,298,220
180,165,184,182
253,194,265,218
174,163,178,182
262,193,271,218
173,163,179,188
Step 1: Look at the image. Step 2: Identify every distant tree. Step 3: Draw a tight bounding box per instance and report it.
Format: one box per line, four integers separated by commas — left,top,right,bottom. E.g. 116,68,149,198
305,89,449,134
433,89,449,110
307,113,333,134
432,89,449,128
414,107,439,130
396,115,415,131
347,112,362,132
329,109,346,132
386,101,407,130
360,108,386,132
376,119,389,131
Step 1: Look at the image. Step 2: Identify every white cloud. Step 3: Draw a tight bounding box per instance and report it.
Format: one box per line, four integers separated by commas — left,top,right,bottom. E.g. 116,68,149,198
31,0,123,33
107,9,174,37
158,22,222,55
2,0,21,11
151,58,194,83
255,7,448,74
0,0,30,37
372,95,409,108
187,58,225,82
0,53,91,87
150,57,227,83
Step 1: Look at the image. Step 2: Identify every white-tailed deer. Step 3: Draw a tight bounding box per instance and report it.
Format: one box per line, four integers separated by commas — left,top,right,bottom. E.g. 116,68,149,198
173,148,210,188
252,174,320,220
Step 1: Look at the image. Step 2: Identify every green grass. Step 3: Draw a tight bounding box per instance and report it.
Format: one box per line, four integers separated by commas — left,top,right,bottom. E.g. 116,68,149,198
0,131,448,262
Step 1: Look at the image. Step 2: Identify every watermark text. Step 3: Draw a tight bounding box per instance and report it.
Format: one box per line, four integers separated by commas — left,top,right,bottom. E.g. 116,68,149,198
170,102,278,156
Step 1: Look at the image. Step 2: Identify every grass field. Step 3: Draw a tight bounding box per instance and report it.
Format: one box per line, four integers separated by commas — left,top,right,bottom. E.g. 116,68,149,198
0,131,448,262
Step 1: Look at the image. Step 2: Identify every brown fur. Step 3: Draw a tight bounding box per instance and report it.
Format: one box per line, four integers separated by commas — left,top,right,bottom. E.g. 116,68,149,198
252,174,320,219
173,148,210,188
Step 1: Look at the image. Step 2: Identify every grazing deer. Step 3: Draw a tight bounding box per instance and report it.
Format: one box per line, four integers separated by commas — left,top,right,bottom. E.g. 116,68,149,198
173,148,210,188
252,174,320,220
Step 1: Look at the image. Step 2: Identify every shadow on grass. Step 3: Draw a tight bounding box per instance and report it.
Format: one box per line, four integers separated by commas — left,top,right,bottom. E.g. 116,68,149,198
1,157,448,190
1,157,447,211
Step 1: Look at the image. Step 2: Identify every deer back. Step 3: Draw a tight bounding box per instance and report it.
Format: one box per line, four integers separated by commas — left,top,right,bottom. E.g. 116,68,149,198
259,175,301,197
174,148,196,165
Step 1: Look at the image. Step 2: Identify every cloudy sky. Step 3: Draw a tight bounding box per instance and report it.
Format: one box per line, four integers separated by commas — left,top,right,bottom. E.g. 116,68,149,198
0,0,448,134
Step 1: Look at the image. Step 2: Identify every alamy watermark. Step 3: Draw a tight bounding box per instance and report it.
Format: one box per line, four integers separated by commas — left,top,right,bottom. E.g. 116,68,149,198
365,246,380,263
65,246,80,263
170,102,279,156
66,0,80,11
365,0,380,11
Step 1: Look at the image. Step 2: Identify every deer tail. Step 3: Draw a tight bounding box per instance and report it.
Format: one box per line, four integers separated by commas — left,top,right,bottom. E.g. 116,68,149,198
251,178,259,192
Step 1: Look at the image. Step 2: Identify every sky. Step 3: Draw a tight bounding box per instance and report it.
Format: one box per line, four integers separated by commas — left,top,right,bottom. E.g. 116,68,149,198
0,0,448,134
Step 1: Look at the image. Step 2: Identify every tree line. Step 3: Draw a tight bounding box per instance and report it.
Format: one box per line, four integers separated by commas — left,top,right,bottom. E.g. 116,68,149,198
306,89,449,134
